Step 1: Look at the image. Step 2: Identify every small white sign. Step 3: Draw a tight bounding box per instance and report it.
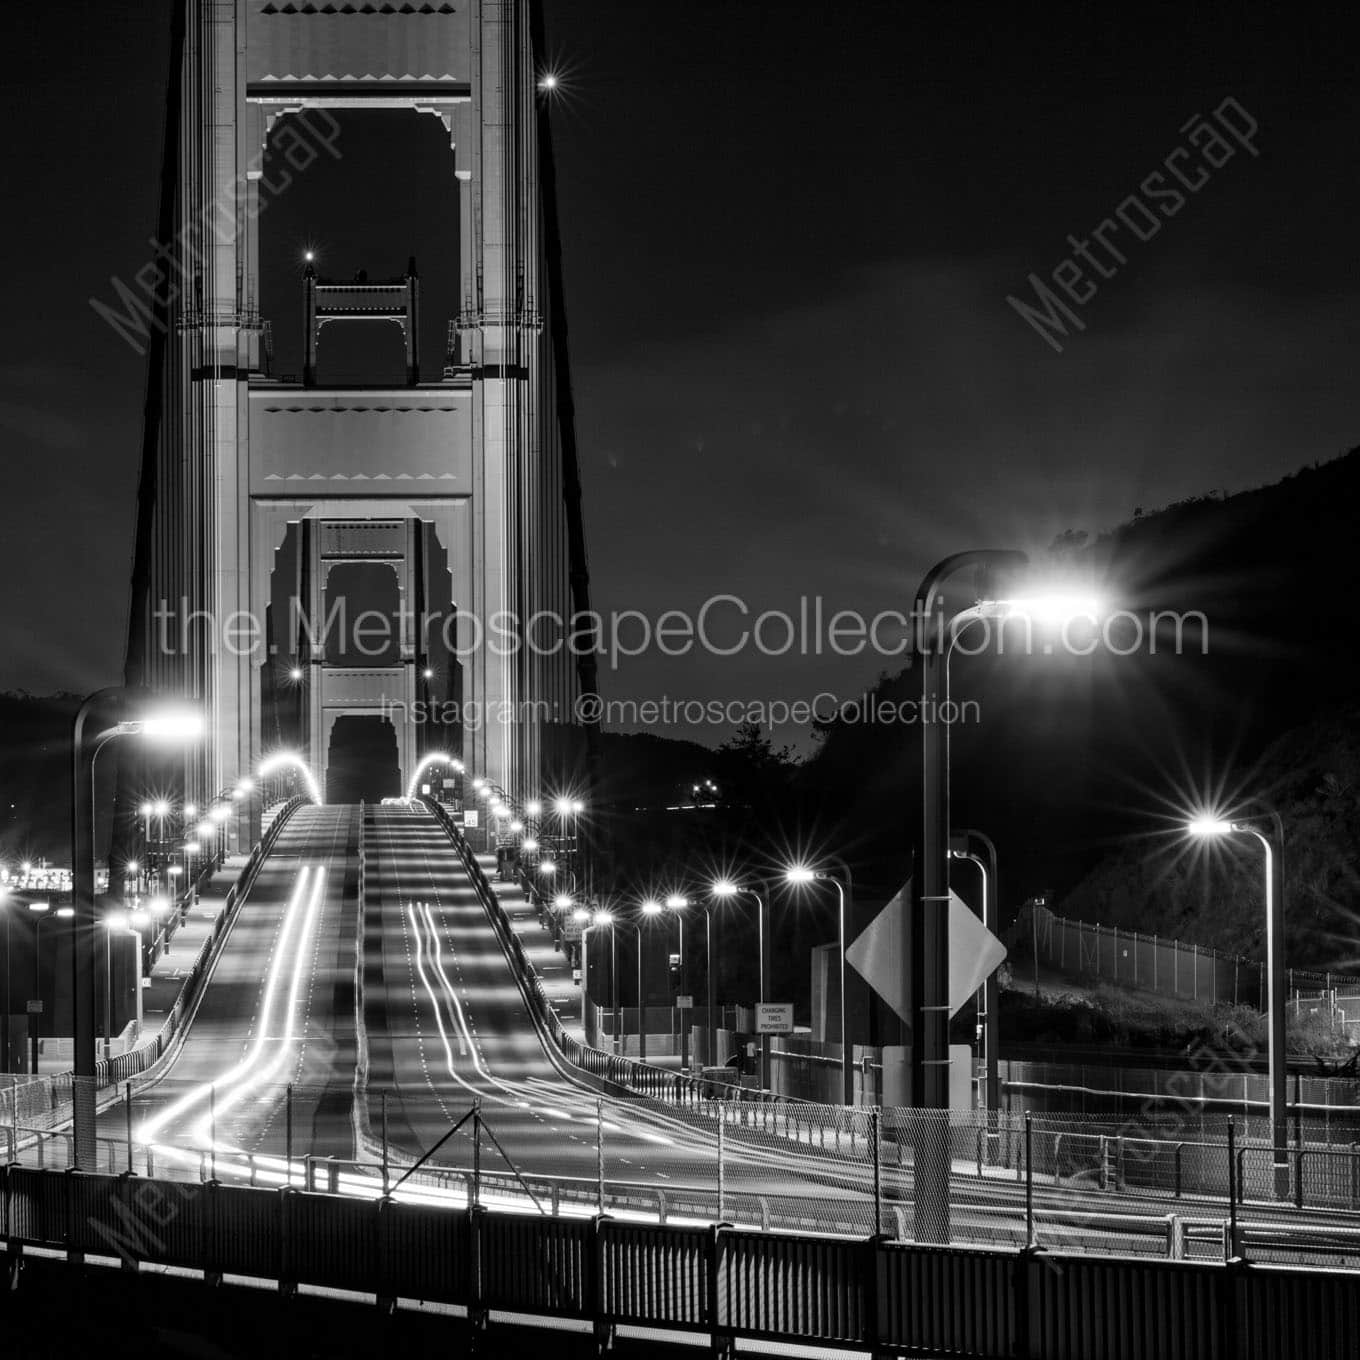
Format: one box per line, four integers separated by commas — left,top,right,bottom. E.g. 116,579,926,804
27,1000,43,1015
755,1002,794,1034
676,994,694,1010
463,809,479,828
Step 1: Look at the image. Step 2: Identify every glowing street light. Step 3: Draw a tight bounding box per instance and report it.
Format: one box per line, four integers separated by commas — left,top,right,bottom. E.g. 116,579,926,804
522,838,539,854
525,799,543,818
539,860,557,876
711,877,772,1088
784,863,851,1104
553,893,573,910
72,691,203,1168
1189,808,1288,1196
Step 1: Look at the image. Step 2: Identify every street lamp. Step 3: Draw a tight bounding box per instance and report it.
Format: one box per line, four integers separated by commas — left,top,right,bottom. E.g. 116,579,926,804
661,895,692,1069
0,888,11,1072
909,549,1102,1242
1189,810,1288,1196
72,690,203,1168
712,878,771,1088
784,863,852,1103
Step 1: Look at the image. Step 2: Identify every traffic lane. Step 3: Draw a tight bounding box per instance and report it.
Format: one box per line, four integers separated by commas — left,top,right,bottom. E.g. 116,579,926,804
110,807,355,1159
364,809,801,1182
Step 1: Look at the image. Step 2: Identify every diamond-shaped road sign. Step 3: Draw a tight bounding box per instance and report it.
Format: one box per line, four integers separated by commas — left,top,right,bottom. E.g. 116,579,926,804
845,878,1006,1027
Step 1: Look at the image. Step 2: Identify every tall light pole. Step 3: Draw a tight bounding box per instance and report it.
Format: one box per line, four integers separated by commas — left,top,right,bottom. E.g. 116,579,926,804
950,829,1000,1111
712,879,771,1088
785,864,852,1103
1189,811,1289,1198
912,549,1102,1241
72,690,202,1169
597,914,645,1062
0,887,10,1073
655,896,692,1070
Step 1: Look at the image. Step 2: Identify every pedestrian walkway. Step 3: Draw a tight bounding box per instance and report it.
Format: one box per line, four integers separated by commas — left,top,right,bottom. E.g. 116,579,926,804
137,854,249,1044
478,854,587,1045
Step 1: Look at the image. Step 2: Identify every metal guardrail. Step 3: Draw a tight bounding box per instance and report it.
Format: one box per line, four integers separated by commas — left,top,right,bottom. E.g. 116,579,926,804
4,1162,1359,1357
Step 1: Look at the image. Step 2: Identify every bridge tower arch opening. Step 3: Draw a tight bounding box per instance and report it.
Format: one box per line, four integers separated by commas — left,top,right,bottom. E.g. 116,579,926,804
325,714,401,805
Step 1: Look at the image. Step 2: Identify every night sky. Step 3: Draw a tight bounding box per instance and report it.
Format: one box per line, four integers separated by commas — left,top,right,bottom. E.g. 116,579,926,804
3,2,1357,747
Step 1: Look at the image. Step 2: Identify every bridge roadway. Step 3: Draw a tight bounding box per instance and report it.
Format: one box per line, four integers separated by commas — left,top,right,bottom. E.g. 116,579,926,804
95,803,1360,1259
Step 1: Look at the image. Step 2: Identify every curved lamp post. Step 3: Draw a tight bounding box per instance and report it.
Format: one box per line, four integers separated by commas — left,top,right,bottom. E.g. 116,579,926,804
72,689,202,1169
1189,811,1288,1198
712,879,771,1088
784,863,852,1103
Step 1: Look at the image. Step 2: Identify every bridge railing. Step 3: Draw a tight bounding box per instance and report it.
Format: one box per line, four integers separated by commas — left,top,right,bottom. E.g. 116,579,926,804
4,1159,1359,1357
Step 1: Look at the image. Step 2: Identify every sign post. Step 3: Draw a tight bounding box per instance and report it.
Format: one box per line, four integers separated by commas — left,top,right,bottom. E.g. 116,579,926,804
676,995,693,1072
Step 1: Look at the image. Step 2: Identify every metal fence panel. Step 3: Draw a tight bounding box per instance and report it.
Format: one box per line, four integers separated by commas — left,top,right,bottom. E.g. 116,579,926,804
1030,1254,1224,1360
4,1164,68,1245
478,1212,593,1318
599,1221,708,1329
378,1200,470,1305
877,1242,1016,1358
286,1189,376,1293
717,1228,867,1344
211,1183,282,1280
1238,1264,1360,1360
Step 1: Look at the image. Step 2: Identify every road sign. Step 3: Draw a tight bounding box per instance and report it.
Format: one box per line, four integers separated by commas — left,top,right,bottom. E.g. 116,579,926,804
845,878,1007,1027
755,1002,794,1034
464,809,480,828
676,994,694,1010
26,1000,43,1015
563,916,584,943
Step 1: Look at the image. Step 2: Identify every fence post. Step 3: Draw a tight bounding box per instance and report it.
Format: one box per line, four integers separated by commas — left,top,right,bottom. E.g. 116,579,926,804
209,1085,217,1181
1024,1112,1034,1246
717,1101,727,1220
285,1084,294,1187
381,1093,389,1195
1227,1116,1238,1260
124,1082,134,1174
473,1100,482,1208
596,1098,605,1213
871,1106,882,1236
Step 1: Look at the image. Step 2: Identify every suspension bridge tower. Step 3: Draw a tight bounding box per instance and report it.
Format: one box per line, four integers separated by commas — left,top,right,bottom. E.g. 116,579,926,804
121,0,596,829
